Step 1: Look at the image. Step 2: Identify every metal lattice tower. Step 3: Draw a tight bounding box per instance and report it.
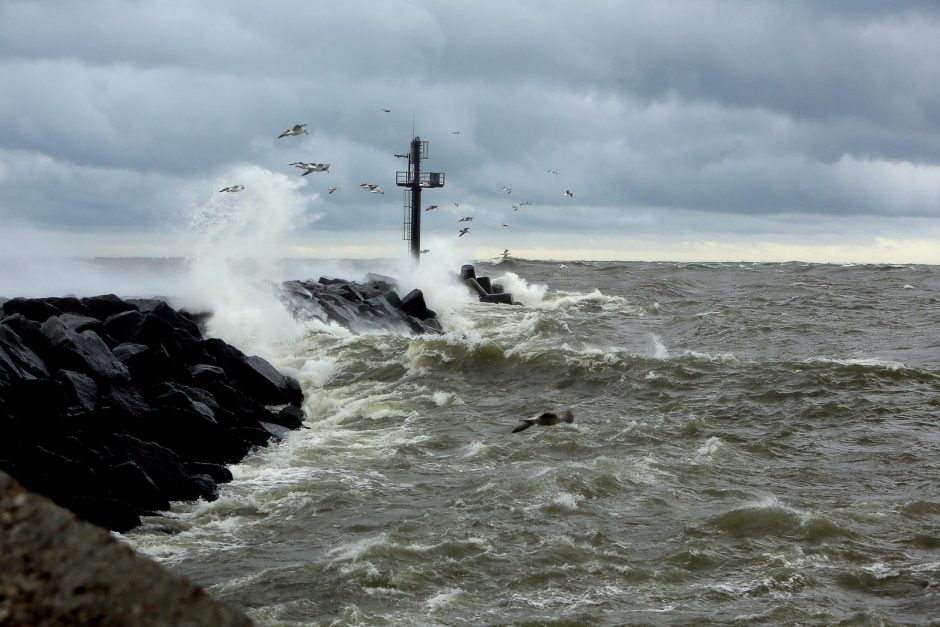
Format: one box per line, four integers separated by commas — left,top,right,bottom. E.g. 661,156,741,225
396,136,445,260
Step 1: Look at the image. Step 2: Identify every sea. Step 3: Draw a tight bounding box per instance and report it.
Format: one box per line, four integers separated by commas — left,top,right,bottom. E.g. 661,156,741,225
4,254,939,626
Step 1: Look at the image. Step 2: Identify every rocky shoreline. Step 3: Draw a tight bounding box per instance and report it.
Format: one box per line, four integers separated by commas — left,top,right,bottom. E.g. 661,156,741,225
0,275,441,533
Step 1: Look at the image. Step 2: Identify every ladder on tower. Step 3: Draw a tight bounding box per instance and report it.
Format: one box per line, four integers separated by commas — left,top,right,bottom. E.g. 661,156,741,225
402,190,413,245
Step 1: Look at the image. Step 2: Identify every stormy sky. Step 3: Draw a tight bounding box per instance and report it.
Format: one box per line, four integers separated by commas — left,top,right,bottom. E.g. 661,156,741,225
1,0,939,262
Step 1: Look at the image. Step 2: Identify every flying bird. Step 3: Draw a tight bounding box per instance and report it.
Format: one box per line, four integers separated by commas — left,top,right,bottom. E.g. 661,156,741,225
512,409,574,433
382,108,391,113
293,163,330,175
451,130,461,134
458,216,473,222
502,223,509,228
564,190,573,197
501,185,512,194
547,169,559,175
458,227,470,237
452,202,460,208
425,204,438,211
420,249,430,254
327,186,338,194
511,204,520,211
218,185,245,193
278,124,308,139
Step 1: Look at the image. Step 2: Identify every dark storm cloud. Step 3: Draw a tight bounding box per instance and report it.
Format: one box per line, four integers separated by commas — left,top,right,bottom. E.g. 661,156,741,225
0,0,938,239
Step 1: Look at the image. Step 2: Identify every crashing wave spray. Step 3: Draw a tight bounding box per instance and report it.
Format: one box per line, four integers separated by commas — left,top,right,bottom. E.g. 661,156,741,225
180,165,314,361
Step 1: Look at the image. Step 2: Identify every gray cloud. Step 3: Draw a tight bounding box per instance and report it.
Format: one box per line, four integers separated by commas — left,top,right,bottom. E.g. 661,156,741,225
0,0,938,257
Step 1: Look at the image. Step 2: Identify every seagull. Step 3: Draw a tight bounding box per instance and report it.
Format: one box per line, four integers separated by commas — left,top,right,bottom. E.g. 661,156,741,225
452,130,461,134
452,202,460,208
382,108,391,113
327,186,338,194
425,204,438,211
547,169,559,175
502,248,510,259
564,190,573,197
218,185,245,192
278,124,308,139
511,204,520,211
420,249,430,254
501,185,512,194
394,153,409,158
294,163,330,175
458,227,470,237
458,216,473,222
361,183,379,190
520,201,532,206
512,409,574,433
502,223,509,228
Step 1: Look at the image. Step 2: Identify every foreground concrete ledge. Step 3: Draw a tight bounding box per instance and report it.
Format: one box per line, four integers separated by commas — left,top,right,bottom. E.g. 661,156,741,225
0,470,253,626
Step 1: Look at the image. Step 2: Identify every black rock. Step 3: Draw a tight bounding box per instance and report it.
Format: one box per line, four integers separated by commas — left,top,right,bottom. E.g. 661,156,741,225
269,404,305,430
82,294,138,321
202,338,302,406
183,462,233,484
54,369,99,414
105,461,171,512
116,342,192,386
190,363,226,385
41,317,129,381
59,313,104,335
0,314,51,358
1,297,61,322
401,289,431,320
104,310,145,343
0,323,48,378
43,296,88,316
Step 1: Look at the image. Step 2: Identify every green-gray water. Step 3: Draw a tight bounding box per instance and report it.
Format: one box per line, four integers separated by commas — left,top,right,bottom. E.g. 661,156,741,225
124,260,940,625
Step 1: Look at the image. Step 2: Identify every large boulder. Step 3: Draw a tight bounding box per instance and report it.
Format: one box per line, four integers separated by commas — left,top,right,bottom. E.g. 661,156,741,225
0,470,254,626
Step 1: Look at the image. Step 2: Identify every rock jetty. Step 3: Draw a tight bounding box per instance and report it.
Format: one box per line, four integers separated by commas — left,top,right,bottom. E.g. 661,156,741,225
0,294,305,532
280,273,443,334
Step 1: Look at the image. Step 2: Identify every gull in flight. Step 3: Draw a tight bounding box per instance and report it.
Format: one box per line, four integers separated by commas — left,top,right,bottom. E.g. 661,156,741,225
420,249,430,254
519,201,532,206
502,223,509,228
278,124,308,139
501,185,512,194
425,204,438,211
360,182,385,194
502,248,510,258
564,190,573,197
382,107,391,113
458,216,473,222
512,409,574,433
327,186,338,194
219,185,245,193
511,204,520,211
452,202,460,208
451,130,461,134
547,169,559,175
458,227,470,237
292,162,330,175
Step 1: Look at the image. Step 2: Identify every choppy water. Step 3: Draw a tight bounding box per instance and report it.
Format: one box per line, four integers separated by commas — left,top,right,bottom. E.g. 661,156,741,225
122,260,940,625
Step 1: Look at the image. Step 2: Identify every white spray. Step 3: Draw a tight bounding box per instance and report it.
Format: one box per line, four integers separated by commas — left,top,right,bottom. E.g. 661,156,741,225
179,165,313,361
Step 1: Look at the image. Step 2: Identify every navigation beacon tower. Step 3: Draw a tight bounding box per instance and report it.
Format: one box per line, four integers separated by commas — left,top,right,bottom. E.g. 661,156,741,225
396,136,445,260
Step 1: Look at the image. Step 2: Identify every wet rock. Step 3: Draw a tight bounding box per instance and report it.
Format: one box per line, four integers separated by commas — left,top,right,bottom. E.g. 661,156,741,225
1,470,254,626
1,297,62,322
0,294,305,532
